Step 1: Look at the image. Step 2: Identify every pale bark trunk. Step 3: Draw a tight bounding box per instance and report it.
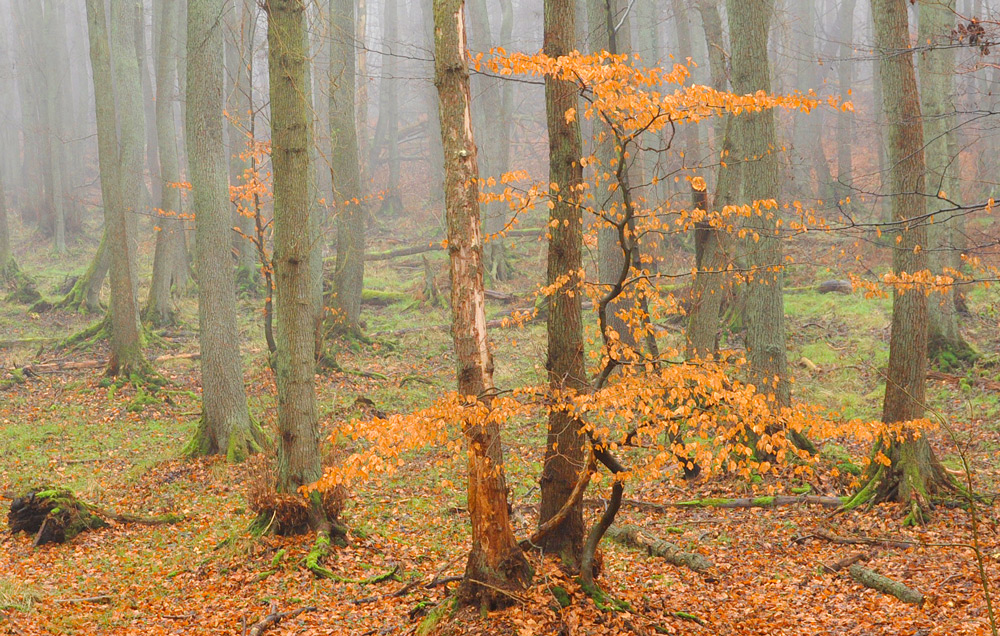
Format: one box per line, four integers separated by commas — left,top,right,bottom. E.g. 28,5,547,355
836,0,857,203
329,0,366,334
186,0,261,461
918,0,973,363
43,0,67,253
433,0,530,608
372,0,401,217
265,0,325,524
539,0,589,565
107,0,149,377
145,0,189,326
225,0,260,287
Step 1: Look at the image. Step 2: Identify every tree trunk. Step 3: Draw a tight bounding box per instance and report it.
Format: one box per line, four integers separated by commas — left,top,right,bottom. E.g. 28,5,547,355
727,0,790,408
43,0,67,253
145,0,189,326
371,0,401,217
107,0,150,377
847,0,951,524
225,0,261,290
433,0,531,608
185,0,262,462
328,0,366,334
265,0,326,527
538,0,589,567
469,0,513,282
135,0,160,215
836,0,857,204
918,0,974,364
0,174,12,274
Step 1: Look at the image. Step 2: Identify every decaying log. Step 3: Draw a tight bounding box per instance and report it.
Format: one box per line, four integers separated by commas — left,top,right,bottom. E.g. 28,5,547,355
605,524,714,575
16,352,200,375
8,489,182,546
848,564,924,606
799,528,917,551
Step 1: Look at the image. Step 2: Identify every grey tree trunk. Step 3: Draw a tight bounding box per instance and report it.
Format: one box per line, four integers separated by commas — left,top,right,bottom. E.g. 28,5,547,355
469,0,514,281
265,0,326,527
329,0,366,334
42,0,68,253
836,0,857,203
727,0,790,408
433,0,530,608
371,0,402,217
145,0,189,326
106,0,150,377
135,0,161,214
918,0,974,364
225,0,260,288
185,0,262,462
588,0,638,353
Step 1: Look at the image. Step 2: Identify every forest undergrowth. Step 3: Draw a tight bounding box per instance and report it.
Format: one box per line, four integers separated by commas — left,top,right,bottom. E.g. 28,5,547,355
0,222,998,636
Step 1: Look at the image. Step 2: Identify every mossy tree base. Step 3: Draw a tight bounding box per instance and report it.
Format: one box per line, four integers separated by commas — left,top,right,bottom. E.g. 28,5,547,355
841,438,955,525
183,414,266,463
928,332,978,370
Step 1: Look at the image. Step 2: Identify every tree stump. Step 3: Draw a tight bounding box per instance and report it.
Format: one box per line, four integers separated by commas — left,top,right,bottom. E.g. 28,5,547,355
8,490,108,546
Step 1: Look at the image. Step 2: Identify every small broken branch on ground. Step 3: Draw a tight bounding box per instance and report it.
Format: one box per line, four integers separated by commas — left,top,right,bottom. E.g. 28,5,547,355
15,353,199,375
247,603,316,636
796,528,918,551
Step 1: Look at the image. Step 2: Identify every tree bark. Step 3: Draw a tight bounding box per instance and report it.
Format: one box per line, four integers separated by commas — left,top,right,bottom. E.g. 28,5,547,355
433,0,531,608
848,0,951,523
727,0,790,408
328,0,366,335
918,0,974,364
185,0,262,462
265,0,326,527
371,0,401,217
836,0,857,203
145,0,189,327
539,0,589,567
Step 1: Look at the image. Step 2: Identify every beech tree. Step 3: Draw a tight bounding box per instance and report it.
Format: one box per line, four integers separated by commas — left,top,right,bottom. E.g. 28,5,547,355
433,0,531,607
918,0,975,364
185,0,262,461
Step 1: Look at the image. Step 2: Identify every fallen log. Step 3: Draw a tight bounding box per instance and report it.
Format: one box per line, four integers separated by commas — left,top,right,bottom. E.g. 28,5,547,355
364,228,545,262
927,370,1000,392
848,564,924,606
610,495,846,512
799,528,918,551
16,352,200,375
605,524,714,575
821,552,868,573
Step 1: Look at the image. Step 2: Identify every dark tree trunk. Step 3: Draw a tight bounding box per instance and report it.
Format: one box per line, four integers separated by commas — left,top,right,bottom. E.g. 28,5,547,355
538,0,589,567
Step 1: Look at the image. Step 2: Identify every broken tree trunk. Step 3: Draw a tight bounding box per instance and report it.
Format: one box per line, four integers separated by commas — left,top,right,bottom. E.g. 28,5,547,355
8,489,182,546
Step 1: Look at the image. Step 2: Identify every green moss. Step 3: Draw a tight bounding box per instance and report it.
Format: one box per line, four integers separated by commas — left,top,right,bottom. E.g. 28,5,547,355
800,342,839,366
549,585,571,608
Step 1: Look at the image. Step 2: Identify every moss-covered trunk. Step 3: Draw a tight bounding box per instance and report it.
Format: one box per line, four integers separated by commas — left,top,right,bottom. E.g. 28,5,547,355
265,0,326,530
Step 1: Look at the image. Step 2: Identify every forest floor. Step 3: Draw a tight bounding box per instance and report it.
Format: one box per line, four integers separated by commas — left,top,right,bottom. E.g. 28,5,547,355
0,224,999,635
